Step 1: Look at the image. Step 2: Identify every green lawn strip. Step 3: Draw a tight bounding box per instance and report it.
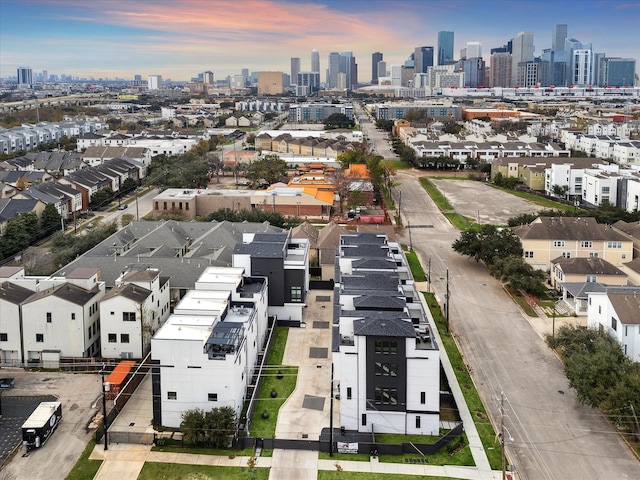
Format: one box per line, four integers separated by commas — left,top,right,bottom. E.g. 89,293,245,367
419,178,479,231
318,451,371,462
137,463,269,480
419,177,453,211
250,327,298,438
488,185,575,211
65,438,102,480
319,472,458,480
423,292,502,470
512,294,537,317
151,443,254,456
403,249,426,281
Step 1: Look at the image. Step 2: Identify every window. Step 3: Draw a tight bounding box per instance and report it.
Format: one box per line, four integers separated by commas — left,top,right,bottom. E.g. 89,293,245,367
108,334,117,343
562,252,571,258
0,333,7,341
88,327,92,338
347,387,352,400
290,286,302,302
361,414,367,426
622,254,627,259
553,240,565,247
36,333,44,342
374,387,398,405
420,392,426,404
71,313,75,320
586,275,597,283
607,241,622,249
121,334,130,343
374,340,398,355
46,312,52,323
589,252,599,258
208,393,218,401
611,317,617,331
580,241,592,248
374,362,397,376
624,326,628,337
524,251,534,258
122,312,136,322
168,392,177,400
416,416,421,428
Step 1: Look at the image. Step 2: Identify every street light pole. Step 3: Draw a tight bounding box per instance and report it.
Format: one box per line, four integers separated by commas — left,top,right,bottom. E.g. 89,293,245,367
552,302,556,341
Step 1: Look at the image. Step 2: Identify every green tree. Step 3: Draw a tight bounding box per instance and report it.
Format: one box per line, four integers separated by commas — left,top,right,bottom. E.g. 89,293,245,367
180,408,207,446
324,113,354,129
245,154,288,186
452,224,523,265
122,177,138,193
442,121,463,135
0,211,40,260
204,407,237,448
40,203,62,236
90,187,114,209
337,150,367,169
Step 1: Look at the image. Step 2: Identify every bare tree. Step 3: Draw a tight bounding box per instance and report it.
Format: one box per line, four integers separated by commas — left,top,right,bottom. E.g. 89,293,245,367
330,169,351,214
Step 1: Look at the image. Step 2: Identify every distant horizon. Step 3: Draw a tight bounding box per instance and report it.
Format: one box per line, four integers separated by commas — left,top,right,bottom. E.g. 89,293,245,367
1,0,638,83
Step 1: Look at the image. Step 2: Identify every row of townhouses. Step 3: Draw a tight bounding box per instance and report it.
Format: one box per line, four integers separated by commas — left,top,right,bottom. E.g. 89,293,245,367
0,120,107,155
335,233,440,435
0,264,170,364
0,223,309,370
512,216,640,361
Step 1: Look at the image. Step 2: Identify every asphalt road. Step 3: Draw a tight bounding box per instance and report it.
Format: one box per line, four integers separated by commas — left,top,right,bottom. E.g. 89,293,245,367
393,172,640,480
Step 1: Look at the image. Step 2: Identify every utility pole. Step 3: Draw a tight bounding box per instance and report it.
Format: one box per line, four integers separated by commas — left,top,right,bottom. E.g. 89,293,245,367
500,391,506,480
445,268,450,334
427,257,431,293
329,362,334,457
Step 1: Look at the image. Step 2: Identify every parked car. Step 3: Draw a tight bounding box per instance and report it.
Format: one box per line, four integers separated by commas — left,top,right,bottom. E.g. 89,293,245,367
118,204,128,210
0,377,15,389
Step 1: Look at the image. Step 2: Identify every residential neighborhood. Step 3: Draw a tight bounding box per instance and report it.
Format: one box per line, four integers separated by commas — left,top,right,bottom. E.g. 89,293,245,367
1,3,640,480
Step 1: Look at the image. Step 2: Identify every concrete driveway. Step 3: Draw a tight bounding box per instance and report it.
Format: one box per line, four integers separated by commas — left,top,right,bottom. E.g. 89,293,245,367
395,172,640,480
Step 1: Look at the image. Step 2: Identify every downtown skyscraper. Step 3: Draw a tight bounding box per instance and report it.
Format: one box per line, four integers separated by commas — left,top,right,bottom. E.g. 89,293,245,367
437,31,454,65
372,52,383,84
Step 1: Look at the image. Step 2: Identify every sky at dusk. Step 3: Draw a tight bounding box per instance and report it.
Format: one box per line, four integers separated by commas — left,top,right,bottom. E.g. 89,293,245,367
1,0,638,82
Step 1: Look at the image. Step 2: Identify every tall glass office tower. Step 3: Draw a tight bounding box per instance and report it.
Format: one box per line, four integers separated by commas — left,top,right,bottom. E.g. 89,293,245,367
437,31,454,65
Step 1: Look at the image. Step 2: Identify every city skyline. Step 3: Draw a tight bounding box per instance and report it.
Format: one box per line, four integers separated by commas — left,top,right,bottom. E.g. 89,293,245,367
1,0,638,82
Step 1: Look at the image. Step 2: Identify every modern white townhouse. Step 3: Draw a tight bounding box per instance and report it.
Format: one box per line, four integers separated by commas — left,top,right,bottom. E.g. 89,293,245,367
21,270,105,362
151,267,268,428
233,231,309,322
100,267,170,359
0,281,35,365
587,290,640,362
335,233,440,435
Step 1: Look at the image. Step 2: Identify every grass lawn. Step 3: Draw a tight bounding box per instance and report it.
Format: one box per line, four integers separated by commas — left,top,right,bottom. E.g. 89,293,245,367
403,248,426,281
137,463,269,480
65,439,102,480
318,451,371,462
319,472,459,480
151,442,254,456
512,293,538,317
423,292,502,470
250,327,298,438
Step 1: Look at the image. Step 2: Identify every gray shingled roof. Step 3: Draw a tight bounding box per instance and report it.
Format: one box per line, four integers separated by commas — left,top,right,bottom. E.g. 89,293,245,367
353,317,416,337
353,295,405,310
0,281,35,304
608,293,640,325
513,216,629,241
552,256,625,276
102,283,151,302
23,283,101,306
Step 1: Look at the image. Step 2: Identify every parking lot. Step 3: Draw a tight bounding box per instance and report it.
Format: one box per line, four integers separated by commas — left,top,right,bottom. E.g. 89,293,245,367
0,371,102,479
431,179,543,224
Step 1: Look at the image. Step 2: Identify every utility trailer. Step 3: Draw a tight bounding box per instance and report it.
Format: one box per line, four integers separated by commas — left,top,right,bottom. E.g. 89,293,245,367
21,401,62,451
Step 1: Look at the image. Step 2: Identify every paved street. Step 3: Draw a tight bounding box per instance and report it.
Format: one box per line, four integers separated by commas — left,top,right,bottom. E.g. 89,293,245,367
393,171,640,480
